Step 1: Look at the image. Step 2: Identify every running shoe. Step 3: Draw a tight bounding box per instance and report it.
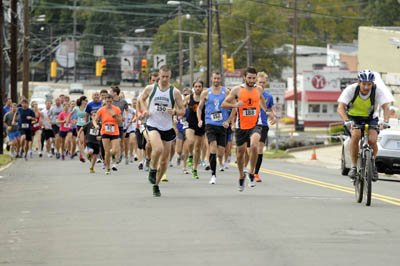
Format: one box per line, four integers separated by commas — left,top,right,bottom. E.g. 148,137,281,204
209,175,216,185
200,160,206,167
254,174,262,182
105,169,111,175
39,152,43,158
134,156,138,162
138,162,144,170
183,168,189,174
61,154,65,160
153,185,161,197
161,174,168,182
176,156,181,166
90,167,95,174
96,158,102,164
219,166,225,172
29,150,33,158
192,169,199,179
79,155,86,163
56,153,60,159
248,174,256,188
112,164,118,171
205,165,211,171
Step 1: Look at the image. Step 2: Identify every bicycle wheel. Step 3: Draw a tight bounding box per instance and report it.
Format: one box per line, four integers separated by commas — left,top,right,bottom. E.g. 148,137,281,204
354,160,364,203
364,151,373,206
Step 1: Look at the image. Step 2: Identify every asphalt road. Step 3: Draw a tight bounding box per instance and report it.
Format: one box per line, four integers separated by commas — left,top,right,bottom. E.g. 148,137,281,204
0,153,399,266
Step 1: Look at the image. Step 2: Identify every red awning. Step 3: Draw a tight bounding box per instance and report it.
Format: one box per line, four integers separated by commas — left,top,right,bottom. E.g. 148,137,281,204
284,90,341,102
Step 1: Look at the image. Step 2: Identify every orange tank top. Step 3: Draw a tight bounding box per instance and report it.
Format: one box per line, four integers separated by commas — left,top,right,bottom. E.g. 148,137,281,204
237,86,260,130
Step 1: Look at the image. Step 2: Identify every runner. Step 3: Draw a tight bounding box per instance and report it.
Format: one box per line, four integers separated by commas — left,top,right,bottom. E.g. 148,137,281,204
111,86,129,164
197,71,232,184
138,65,184,197
79,112,101,173
122,101,136,165
4,103,21,158
93,94,122,174
221,66,270,191
75,96,88,162
18,99,36,160
57,102,73,160
40,100,55,158
49,97,63,159
184,80,206,179
253,71,275,182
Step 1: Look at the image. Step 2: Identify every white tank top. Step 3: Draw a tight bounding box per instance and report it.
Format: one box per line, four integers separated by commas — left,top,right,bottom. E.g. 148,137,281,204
146,83,175,131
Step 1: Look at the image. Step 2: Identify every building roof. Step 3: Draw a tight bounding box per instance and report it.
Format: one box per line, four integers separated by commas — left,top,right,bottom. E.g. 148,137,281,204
328,43,358,55
274,44,326,56
284,90,341,102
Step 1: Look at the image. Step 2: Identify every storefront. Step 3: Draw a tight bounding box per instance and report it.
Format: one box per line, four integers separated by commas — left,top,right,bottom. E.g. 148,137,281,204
284,67,356,127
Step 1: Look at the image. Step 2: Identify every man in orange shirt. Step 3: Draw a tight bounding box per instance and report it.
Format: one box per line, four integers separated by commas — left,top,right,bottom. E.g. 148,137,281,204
222,67,271,191
93,94,122,174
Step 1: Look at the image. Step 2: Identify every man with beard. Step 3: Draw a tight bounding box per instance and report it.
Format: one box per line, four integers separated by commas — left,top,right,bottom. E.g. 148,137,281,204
197,72,233,185
222,67,270,192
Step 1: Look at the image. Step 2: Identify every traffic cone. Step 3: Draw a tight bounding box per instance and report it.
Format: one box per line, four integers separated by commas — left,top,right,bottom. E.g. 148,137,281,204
311,146,317,160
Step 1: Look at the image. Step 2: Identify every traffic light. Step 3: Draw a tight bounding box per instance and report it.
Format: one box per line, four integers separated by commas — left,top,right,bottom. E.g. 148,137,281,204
100,58,107,75
141,58,148,75
223,53,228,71
95,60,101,77
50,59,57,78
226,57,235,72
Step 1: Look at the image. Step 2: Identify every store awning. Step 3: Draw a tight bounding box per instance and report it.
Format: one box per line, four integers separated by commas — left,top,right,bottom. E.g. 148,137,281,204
284,90,341,102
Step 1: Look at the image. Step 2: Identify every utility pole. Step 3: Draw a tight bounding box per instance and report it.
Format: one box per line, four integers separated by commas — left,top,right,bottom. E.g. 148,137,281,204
293,0,300,131
73,0,77,82
0,0,4,154
23,0,30,99
178,4,183,88
207,0,212,88
189,36,194,86
10,0,18,102
245,22,253,66
215,1,224,84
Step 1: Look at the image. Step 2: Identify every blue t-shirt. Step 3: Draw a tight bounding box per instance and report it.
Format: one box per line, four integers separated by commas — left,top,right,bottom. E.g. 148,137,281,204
259,91,274,126
18,107,36,130
205,87,229,126
85,101,102,115
3,106,10,115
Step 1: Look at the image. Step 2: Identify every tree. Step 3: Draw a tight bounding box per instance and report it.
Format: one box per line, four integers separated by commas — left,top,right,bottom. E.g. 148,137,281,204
363,0,400,26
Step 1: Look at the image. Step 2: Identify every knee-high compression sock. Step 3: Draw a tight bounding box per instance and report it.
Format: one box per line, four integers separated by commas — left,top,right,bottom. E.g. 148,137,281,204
255,154,263,174
209,153,217,176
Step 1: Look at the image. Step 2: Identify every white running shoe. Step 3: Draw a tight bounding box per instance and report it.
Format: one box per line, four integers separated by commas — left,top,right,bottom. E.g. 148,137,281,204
219,166,224,172
112,164,118,171
248,180,256,188
209,175,216,185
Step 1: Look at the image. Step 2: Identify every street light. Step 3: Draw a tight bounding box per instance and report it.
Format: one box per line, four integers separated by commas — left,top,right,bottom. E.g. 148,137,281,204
167,0,210,88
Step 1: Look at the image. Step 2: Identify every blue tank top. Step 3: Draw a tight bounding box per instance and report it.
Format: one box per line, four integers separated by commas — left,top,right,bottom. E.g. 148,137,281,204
258,91,274,126
205,87,229,126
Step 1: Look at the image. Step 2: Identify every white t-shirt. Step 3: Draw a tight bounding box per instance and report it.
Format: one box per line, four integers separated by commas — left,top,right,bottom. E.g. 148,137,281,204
337,83,394,118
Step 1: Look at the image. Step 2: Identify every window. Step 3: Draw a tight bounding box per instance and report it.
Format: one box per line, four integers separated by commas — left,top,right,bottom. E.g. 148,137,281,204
322,104,328,113
308,104,320,113
333,104,338,111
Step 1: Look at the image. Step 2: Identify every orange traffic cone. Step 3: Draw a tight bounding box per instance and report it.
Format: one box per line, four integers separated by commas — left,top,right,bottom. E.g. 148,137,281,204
311,146,317,160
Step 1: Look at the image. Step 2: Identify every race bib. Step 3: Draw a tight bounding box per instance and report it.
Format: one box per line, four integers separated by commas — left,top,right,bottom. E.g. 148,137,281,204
243,108,256,117
89,128,99,136
64,123,71,128
21,123,29,129
182,121,189,129
211,111,223,122
33,123,40,128
105,124,115,133
155,103,167,113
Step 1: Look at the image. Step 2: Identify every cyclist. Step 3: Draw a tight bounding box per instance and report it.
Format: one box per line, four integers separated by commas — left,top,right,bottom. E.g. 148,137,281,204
337,70,393,181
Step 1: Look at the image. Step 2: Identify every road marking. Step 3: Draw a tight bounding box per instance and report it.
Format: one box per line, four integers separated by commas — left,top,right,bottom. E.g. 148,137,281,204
259,168,400,206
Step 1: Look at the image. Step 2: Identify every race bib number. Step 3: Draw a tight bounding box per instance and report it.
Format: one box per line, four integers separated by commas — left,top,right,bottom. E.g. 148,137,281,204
89,128,99,136
105,124,115,133
243,108,256,117
155,103,167,112
21,123,29,129
64,123,71,128
182,121,189,129
211,111,223,122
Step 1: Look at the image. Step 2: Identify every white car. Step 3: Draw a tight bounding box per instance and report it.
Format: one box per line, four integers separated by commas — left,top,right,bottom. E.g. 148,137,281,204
69,83,84,94
341,119,400,176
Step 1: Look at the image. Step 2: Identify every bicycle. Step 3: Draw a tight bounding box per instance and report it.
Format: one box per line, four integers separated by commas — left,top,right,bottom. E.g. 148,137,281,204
352,124,378,206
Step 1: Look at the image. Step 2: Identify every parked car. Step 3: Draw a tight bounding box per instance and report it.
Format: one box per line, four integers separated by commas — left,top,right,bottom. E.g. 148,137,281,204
32,85,53,100
341,119,400,176
69,83,84,94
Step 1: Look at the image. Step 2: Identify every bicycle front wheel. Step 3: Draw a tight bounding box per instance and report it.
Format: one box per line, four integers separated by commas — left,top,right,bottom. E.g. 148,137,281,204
364,151,373,206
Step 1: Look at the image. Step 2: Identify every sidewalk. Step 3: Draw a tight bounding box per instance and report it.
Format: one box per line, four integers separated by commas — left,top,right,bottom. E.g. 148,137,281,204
285,145,342,170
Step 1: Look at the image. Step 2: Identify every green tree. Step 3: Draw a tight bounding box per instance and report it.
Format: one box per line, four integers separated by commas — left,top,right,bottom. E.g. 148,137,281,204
363,0,400,26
